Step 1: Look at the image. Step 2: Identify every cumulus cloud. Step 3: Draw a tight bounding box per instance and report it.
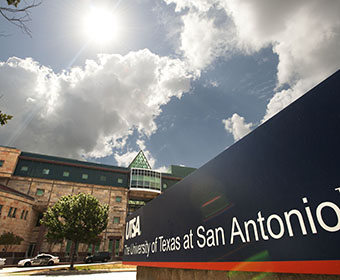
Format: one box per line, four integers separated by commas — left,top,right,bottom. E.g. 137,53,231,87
114,150,138,167
179,10,235,70
165,0,340,120
0,49,195,159
114,139,167,170
222,113,253,141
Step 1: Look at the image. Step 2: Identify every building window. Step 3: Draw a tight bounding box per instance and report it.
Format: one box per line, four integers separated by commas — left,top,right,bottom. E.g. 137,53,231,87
87,244,92,253
36,213,44,227
82,174,88,180
8,207,17,218
20,210,25,219
8,207,13,217
24,211,28,220
115,196,122,203
12,208,17,218
95,243,100,253
130,168,161,191
0,160,4,167
163,183,168,190
65,240,72,255
113,217,120,224
115,239,120,257
63,171,70,177
117,178,123,184
42,168,50,175
0,204,3,216
20,166,28,172
108,239,113,252
100,175,106,182
36,189,45,196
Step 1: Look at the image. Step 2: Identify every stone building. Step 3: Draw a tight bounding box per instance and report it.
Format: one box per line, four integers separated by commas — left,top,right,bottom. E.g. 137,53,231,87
0,146,195,263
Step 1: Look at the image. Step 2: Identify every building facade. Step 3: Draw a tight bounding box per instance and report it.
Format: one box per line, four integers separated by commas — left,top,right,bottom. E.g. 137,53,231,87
0,146,195,263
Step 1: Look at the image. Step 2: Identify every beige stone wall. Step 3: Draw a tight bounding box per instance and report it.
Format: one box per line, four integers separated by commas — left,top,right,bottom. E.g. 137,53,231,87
0,191,37,252
136,267,340,280
7,177,31,194
0,147,21,178
5,176,128,255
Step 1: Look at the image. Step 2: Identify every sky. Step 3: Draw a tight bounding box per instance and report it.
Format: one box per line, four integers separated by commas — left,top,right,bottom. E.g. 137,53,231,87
0,0,339,171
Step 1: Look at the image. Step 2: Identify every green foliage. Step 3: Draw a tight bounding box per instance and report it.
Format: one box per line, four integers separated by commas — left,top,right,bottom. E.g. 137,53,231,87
0,110,13,126
0,231,24,252
42,193,109,245
6,0,21,8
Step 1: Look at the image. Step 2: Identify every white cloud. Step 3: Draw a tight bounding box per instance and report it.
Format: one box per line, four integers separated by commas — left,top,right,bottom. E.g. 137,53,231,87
179,11,234,71
165,0,340,120
0,49,195,159
222,113,253,141
114,139,160,169
114,150,138,167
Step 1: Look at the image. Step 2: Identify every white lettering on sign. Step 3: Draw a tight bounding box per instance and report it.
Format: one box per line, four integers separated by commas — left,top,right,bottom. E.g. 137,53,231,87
123,195,340,258
125,216,141,240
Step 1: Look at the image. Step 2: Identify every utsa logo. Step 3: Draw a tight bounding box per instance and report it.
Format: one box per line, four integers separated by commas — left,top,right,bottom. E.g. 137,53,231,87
125,216,141,240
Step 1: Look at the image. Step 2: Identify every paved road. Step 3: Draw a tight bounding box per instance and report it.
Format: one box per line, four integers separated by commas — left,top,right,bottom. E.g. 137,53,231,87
0,272,136,280
0,261,120,275
0,262,136,279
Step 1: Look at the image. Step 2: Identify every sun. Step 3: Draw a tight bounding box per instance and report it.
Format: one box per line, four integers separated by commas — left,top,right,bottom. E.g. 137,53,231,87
83,7,119,44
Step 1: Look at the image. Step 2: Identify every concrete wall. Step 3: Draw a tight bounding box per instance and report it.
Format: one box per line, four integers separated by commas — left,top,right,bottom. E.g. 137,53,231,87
137,267,340,280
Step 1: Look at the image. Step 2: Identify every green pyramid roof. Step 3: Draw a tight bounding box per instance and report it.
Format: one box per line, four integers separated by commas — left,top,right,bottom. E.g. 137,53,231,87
128,150,152,169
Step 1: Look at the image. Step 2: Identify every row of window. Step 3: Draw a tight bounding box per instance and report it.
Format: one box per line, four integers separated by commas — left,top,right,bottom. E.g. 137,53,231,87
34,212,121,227
0,205,29,220
20,166,124,184
64,239,120,257
34,188,123,204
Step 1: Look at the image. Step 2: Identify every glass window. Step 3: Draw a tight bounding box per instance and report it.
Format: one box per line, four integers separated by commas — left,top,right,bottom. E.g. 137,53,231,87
115,240,120,257
0,160,4,167
24,211,28,220
82,174,88,179
66,240,72,255
113,217,120,224
42,169,50,175
95,243,100,253
163,183,167,189
20,210,25,219
12,208,17,217
100,175,106,182
8,207,13,217
108,239,113,252
63,171,70,177
0,204,2,216
87,244,92,253
36,213,43,227
117,178,123,184
36,189,45,196
115,196,122,203
21,166,28,172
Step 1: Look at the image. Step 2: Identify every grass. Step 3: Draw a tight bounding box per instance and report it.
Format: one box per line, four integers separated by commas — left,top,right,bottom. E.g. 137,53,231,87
74,263,136,271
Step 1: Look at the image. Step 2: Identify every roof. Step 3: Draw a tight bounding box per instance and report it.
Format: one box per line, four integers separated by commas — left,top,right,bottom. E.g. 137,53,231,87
128,151,152,169
0,184,34,200
20,152,129,173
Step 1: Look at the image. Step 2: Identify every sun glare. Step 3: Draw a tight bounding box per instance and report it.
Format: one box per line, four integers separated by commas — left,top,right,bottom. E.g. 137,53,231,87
83,7,119,44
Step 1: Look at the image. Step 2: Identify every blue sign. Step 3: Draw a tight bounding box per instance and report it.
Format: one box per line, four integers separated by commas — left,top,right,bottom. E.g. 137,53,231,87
123,70,340,275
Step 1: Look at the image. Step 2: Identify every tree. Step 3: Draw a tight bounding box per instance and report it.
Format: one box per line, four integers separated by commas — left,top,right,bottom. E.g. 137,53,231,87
0,231,24,255
0,110,12,126
41,193,109,269
45,234,63,253
1,0,41,37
